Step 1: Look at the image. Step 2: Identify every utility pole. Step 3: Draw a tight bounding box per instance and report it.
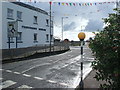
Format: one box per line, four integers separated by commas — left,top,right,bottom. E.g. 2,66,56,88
49,1,52,53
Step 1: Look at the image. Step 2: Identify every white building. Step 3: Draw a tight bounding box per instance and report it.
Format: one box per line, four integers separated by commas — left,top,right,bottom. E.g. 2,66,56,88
0,1,54,49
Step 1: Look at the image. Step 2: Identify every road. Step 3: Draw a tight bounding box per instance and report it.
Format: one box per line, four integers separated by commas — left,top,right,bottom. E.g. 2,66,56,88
1,45,94,89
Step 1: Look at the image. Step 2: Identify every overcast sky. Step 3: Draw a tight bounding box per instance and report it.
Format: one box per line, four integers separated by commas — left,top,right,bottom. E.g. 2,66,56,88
24,0,117,41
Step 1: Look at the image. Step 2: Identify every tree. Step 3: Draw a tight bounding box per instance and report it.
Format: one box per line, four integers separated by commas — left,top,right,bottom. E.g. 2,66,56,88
89,9,120,88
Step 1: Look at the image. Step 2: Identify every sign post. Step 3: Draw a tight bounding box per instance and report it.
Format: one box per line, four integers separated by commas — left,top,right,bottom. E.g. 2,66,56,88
8,21,18,49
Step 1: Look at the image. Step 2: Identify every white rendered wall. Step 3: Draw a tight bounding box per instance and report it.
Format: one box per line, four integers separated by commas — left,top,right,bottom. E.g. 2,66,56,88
0,2,2,49
2,2,53,49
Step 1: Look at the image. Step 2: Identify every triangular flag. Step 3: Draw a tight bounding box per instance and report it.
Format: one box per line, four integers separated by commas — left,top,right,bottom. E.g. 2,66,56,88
58,2,60,6
69,3,72,6
66,3,68,6
62,3,65,5
73,3,75,6
49,2,52,5
85,3,87,6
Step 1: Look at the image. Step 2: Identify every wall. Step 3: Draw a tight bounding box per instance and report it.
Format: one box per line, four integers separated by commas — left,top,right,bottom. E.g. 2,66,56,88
0,1,2,60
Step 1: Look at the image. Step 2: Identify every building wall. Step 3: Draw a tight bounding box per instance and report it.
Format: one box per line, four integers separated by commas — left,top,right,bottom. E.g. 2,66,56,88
0,2,2,49
2,2,53,49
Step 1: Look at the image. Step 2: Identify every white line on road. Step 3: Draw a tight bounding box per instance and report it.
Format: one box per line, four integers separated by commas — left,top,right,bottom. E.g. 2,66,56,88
0,69,3,71
47,80,57,83
0,80,16,88
21,63,50,73
23,74,31,77
0,78,3,80
13,72,21,75
6,70,12,73
34,77,44,80
59,82,70,87
18,85,32,88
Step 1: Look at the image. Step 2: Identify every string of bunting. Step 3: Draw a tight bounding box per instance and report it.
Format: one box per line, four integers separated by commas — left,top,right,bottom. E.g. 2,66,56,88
49,1,115,6
18,0,116,6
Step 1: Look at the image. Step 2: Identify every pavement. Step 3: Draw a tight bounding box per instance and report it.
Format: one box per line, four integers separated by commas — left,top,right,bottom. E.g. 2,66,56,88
75,70,106,89
84,70,106,88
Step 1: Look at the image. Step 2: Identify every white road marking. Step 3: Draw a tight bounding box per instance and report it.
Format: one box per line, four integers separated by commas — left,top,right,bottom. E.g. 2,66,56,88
59,82,69,86
34,77,44,80
6,70,12,73
1,80,16,88
21,63,50,73
23,74,31,77
13,72,20,75
47,80,57,83
0,78,3,80
18,85,32,88
0,69,3,71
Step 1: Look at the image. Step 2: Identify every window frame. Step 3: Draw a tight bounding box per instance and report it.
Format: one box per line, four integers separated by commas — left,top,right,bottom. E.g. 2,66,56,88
33,16,38,24
34,33,38,43
46,19,49,26
7,8,14,19
46,34,49,42
17,11,22,20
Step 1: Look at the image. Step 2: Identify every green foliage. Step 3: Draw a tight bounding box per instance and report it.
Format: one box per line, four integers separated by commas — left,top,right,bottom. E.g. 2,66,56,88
89,9,120,88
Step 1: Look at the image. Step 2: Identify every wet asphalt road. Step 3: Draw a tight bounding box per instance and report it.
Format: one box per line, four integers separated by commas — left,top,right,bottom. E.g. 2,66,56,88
1,45,94,89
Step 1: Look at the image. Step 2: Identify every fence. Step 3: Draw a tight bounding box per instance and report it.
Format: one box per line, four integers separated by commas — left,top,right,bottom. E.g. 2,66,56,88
1,42,70,60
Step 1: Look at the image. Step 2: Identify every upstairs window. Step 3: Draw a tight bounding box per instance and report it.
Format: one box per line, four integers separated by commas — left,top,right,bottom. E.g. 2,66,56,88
34,16,37,24
7,8,13,19
17,11,22,20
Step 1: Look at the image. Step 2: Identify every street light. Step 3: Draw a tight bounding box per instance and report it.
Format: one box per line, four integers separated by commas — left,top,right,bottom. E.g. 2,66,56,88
78,32,86,89
61,17,68,41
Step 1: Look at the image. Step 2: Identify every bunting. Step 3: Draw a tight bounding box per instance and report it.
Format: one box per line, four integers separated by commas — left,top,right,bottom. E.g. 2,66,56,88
48,1,115,6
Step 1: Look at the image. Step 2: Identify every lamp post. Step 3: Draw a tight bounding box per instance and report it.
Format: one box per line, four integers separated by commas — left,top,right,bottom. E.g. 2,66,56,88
78,32,86,90
61,17,68,41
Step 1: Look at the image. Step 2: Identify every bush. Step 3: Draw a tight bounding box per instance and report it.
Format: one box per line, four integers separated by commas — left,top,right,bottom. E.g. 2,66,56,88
89,9,120,88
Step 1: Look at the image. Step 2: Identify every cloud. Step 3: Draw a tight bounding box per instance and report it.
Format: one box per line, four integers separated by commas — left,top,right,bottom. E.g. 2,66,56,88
25,1,116,40
64,22,77,31
85,19,104,32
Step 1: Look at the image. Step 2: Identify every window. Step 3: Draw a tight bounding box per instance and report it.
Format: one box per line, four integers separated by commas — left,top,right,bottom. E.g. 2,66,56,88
34,33,38,43
7,8,13,19
17,11,22,20
46,19,49,26
34,16,37,24
17,32,22,41
51,35,53,42
46,34,49,42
